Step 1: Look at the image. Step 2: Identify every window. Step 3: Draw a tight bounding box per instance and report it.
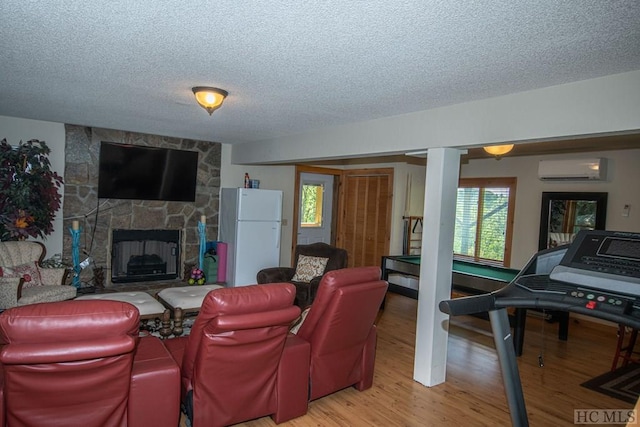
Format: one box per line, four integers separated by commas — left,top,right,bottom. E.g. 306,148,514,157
454,178,516,266
301,183,324,227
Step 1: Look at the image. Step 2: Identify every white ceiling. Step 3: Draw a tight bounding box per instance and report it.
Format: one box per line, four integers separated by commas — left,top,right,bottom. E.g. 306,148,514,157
1,1,639,145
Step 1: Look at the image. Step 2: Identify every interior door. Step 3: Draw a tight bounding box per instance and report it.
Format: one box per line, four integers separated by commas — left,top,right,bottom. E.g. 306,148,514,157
337,168,393,268
297,173,334,245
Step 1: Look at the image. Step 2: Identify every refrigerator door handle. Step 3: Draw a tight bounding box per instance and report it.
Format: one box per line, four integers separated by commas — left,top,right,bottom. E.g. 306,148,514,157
275,224,281,249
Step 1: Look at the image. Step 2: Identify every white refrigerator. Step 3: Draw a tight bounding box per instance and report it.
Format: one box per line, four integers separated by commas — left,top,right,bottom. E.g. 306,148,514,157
219,188,283,286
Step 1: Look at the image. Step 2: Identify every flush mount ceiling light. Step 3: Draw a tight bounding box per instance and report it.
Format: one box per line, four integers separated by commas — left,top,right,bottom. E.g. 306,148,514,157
483,144,514,159
192,87,228,115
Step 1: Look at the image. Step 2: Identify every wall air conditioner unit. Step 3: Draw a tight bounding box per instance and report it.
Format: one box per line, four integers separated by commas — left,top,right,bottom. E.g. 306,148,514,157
538,158,607,181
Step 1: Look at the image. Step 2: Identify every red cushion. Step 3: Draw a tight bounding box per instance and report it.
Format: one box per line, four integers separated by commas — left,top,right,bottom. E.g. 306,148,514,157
0,300,139,345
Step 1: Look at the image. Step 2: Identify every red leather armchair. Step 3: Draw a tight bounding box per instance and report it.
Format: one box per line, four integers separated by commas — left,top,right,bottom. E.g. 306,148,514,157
295,266,388,400
0,299,181,427
163,283,310,427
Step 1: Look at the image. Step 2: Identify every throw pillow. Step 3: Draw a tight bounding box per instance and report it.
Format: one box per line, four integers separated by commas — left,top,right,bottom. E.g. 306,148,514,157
0,262,43,288
290,306,311,334
291,255,329,283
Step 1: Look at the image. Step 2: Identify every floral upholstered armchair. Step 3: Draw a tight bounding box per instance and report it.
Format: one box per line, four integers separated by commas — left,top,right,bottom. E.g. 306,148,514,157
257,242,348,308
0,241,76,309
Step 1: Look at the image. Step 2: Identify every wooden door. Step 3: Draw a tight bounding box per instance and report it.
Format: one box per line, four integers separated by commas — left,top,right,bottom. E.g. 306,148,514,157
337,168,393,268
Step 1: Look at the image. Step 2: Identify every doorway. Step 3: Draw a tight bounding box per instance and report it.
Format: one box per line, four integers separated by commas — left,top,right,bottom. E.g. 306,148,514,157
293,166,393,269
293,166,342,259
297,172,334,245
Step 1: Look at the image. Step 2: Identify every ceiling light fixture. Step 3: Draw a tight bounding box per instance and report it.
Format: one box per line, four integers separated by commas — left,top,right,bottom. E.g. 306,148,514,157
192,87,228,115
483,144,514,159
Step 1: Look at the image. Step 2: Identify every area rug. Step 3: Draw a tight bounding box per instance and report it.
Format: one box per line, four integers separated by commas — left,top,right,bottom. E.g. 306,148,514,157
581,363,640,404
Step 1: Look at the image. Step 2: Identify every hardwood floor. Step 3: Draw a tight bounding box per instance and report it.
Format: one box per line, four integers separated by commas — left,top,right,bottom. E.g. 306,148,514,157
183,292,633,426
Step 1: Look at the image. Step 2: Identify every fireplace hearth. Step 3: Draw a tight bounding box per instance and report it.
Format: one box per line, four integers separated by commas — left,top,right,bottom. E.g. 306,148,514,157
111,229,180,284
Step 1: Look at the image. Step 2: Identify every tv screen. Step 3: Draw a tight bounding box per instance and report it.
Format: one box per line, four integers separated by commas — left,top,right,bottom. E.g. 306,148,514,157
98,142,198,202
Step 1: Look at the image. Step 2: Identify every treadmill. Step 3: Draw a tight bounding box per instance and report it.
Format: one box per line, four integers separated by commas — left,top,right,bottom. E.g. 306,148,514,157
439,230,640,427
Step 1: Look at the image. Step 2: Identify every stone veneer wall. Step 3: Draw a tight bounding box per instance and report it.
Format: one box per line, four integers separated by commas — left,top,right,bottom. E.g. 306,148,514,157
63,125,221,287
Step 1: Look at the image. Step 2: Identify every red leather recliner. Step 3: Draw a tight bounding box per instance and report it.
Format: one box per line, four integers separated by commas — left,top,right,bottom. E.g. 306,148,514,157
295,266,388,400
163,283,310,427
0,300,181,427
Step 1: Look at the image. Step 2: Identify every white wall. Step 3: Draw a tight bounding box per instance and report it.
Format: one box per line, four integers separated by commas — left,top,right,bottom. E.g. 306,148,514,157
0,116,66,257
220,144,296,266
460,149,640,268
221,147,640,271
219,152,429,267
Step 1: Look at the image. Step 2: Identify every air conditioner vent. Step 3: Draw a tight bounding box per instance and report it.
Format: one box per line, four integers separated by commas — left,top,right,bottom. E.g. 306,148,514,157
538,158,606,181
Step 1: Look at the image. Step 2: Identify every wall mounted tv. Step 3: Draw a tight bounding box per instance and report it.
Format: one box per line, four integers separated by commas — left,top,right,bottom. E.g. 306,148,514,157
98,142,198,202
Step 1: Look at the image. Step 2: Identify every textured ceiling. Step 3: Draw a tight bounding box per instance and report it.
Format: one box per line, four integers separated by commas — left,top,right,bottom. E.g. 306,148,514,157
1,1,639,146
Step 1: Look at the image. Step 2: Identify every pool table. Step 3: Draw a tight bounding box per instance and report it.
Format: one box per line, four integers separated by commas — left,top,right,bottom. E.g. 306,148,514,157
381,255,569,356
382,255,520,297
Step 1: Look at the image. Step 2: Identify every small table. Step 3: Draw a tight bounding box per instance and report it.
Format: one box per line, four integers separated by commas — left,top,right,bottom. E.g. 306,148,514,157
157,285,224,336
75,291,172,339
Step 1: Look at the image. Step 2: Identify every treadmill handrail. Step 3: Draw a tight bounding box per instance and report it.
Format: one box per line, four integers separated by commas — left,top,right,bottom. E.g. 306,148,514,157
439,293,496,316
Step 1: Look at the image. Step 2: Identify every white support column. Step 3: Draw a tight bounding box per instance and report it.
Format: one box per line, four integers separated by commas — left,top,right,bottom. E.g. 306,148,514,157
413,147,462,386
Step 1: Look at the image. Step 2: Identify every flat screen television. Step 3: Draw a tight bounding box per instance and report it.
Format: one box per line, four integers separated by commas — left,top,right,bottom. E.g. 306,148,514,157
98,141,198,202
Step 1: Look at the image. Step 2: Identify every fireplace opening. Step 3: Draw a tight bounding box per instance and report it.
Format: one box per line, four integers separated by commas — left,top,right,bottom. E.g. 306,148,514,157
111,229,180,284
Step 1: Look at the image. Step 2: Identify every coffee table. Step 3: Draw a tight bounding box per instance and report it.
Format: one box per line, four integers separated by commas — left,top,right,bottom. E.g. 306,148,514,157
75,291,172,339
156,285,224,336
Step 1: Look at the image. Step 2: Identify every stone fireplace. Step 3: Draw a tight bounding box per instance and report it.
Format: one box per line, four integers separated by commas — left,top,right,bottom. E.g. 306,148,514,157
62,125,221,288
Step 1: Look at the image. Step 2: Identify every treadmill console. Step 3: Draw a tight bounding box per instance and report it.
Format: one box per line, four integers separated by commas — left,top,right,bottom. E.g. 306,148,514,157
549,230,640,297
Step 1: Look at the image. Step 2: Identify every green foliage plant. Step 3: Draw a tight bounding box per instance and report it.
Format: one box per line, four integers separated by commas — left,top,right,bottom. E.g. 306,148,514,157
0,139,63,240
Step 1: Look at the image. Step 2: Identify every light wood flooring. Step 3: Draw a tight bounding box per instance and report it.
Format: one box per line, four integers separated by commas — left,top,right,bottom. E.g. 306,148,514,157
181,292,634,426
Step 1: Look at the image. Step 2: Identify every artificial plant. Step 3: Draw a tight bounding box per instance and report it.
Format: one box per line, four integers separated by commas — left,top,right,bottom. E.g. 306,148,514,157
0,139,63,240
